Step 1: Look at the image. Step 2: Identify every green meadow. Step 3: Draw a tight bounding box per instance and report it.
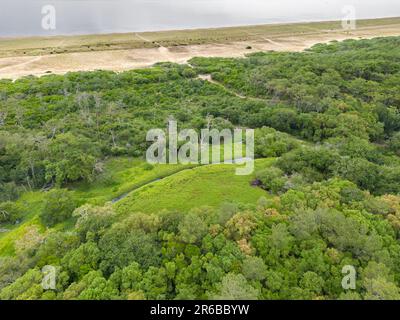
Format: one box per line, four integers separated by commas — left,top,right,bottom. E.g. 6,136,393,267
0,157,271,256
115,159,273,214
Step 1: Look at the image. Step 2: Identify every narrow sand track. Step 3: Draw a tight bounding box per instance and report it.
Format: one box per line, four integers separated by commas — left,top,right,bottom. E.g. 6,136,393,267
135,33,174,61
198,74,270,104
0,56,42,72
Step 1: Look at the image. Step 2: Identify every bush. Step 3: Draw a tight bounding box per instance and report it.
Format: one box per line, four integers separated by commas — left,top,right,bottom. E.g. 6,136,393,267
0,201,22,224
340,186,366,204
255,127,299,158
40,189,77,227
256,167,288,194
0,183,20,202
389,132,400,156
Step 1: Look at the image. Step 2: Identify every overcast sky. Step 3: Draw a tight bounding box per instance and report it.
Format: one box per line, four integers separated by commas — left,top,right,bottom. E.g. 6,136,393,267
1,0,400,36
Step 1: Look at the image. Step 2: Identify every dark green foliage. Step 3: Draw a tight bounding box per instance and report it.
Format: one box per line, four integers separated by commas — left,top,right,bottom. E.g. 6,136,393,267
44,133,100,186
389,132,400,156
98,217,162,275
256,167,288,194
40,189,77,227
0,201,22,224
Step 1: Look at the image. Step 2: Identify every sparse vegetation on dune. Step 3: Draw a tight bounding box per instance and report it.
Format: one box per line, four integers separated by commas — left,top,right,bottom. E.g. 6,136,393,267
0,17,399,58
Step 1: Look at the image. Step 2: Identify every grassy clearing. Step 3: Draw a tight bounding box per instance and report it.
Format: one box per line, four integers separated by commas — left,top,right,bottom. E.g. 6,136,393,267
0,191,46,256
0,217,45,256
72,158,197,205
0,17,399,58
115,158,274,214
0,158,196,256
0,141,256,255
72,143,247,205
0,156,270,256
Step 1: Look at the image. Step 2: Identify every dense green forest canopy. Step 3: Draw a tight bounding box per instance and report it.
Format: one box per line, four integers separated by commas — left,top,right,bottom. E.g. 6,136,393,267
0,36,399,300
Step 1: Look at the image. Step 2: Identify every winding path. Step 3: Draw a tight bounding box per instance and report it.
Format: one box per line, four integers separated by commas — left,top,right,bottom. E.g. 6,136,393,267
197,73,271,103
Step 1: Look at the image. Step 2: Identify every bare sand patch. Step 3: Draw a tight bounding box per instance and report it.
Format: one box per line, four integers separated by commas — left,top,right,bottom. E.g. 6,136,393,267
0,23,399,80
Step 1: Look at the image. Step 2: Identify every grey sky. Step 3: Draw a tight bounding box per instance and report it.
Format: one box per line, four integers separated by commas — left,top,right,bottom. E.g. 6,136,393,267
1,0,400,36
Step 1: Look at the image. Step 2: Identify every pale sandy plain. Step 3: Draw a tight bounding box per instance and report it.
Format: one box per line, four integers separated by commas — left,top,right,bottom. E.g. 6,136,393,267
0,20,399,80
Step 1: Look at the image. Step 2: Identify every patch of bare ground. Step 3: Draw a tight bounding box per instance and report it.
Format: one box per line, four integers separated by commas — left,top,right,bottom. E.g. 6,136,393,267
0,21,399,80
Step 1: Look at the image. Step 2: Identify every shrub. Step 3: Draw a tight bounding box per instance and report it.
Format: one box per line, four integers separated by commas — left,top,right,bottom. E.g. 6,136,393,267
0,201,22,224
40,189,77,227
256,167,288,194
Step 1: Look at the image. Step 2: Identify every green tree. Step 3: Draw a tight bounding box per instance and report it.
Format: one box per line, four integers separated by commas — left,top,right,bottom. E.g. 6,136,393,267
242,256,267,281
212,273,259,300
178,211,208,244
63,271,119,300
389,132,400,156
0,201,22,224
40,189,77,227
74,204,116,241
0,269,43,300
256,167,288,194
300,271,325,295
44,132,100,186
99,222,161,275
62,242,101,279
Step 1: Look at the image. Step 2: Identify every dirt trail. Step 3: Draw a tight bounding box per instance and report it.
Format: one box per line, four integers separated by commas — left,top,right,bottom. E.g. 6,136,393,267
198,74,247,99
135,33,174,61
245,31,284,47
198,74,270,103
0,24,399,80
0,56,42,72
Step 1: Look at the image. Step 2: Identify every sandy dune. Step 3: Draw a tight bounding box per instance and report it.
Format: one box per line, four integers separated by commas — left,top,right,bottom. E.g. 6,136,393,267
0,24,399,80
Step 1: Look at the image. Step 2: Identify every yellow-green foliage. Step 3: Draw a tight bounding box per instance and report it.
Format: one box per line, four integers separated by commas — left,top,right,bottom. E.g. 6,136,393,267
73,158,197,205
115,159,273,214
0,158,194,256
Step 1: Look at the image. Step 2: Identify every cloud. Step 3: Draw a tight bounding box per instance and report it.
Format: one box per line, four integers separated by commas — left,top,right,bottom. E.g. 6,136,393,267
1,0,399,36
